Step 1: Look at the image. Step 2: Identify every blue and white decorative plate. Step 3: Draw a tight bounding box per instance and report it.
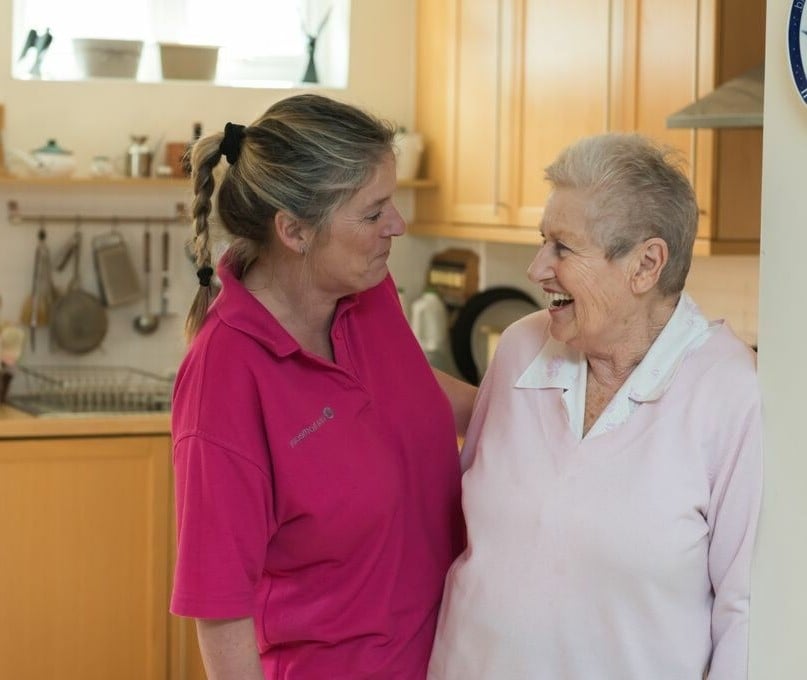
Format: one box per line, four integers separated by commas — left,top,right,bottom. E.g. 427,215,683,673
789,0,807,104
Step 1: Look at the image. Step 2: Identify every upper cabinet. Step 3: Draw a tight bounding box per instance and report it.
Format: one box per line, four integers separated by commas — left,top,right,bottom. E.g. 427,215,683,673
413,0,765,254
416,0,612,232
614,0,765,253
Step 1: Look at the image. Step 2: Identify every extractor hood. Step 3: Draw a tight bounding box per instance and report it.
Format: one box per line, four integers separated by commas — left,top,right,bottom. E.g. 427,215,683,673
666,64,764,129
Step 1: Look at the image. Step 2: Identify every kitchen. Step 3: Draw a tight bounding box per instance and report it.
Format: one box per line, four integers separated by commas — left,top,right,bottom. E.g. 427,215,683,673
0,1,804,678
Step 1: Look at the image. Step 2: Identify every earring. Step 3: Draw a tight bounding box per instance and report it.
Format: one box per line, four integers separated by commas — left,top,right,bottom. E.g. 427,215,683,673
299,243,307,255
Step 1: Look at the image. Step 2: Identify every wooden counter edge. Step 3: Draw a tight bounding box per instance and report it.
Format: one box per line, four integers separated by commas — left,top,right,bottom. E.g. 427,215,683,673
0,405,171,439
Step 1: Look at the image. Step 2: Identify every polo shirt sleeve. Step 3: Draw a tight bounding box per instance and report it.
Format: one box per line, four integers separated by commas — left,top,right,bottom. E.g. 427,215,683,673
705,384,763,679
170,431,277,619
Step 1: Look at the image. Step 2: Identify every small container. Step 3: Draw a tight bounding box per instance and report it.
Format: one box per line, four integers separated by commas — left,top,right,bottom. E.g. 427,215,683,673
159,43,219,81
411,289,453,372
0,368,12,403
165,141,189,177
10,139,77,177
90,155,114,177
72,38,143,79
394,129,425,180
126,135,152,178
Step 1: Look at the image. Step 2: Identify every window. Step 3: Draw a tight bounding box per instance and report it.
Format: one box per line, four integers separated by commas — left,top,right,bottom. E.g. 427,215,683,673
11,0,350,87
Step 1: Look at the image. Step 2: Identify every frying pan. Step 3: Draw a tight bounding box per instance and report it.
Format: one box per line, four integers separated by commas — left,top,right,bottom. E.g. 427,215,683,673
51,231,108,354
450,287,540,385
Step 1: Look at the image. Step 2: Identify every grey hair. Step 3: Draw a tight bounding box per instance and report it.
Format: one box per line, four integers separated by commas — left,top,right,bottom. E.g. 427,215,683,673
185,94,396,342
544,132,698,296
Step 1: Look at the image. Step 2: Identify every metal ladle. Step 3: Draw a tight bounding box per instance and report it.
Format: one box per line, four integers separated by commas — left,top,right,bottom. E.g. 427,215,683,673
133,225,160,335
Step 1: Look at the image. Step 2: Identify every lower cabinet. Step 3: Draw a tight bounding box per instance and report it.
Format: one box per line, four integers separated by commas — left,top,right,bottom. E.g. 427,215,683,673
169,617,207,680
0,433,202,680
168,503,207,680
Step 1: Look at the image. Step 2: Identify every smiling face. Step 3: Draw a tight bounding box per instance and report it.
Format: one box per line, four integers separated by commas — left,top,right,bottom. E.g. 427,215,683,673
528,187,640,356
307,153,405,298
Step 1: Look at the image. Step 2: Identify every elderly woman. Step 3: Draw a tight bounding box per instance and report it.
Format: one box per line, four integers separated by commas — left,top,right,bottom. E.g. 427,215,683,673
428,133,762,680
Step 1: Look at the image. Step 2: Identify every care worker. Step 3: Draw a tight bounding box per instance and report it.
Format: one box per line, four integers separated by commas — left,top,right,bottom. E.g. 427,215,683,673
428,132,763,680
170,94,475,679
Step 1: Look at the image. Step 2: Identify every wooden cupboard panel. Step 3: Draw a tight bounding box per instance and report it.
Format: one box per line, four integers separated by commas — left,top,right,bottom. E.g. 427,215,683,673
711,0,765,245
414,0,762,251
168,484,207,680
450,0,516,225
515,0,612,227
415,0,454,222
625,0,714,239
0,436,171,680
168,615,207,680
634,0,699,146
715,128,763,242
717,0,766,81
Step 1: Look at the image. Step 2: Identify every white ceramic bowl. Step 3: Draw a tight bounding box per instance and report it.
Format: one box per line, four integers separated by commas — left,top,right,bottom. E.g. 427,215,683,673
73,38,144,79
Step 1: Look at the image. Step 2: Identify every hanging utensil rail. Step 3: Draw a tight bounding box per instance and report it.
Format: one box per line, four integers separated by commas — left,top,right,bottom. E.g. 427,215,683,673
6,200,188,225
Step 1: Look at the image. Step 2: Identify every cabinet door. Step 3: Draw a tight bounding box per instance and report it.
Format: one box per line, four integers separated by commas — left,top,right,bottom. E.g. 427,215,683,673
417,0,616,233
168,616,207,680
710,0,765,248
449,0,517,225
513,0,613,227
617,0,763,251
168,495,207,680
0,435,171,680
616,0,714,239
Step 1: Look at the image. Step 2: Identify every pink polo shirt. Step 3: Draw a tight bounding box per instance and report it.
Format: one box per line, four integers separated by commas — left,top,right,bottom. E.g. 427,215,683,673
171,256,464,679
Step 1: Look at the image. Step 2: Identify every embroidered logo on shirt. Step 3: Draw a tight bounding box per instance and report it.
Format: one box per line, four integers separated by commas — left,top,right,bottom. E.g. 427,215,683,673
289,407,335,448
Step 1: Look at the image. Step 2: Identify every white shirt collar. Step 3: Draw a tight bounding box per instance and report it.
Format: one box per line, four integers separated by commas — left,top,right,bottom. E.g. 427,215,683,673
515,292,716,438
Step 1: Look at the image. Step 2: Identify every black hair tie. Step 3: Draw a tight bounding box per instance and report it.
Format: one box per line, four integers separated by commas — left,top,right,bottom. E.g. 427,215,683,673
197,266,214,287
220,122,246,164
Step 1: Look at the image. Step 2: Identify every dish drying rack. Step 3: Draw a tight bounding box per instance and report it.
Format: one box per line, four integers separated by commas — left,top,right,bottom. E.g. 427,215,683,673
13,365,173,413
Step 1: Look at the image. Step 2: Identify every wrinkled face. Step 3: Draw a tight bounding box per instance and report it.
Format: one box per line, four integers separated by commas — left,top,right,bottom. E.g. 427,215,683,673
527,187,636,355
308,153,405,297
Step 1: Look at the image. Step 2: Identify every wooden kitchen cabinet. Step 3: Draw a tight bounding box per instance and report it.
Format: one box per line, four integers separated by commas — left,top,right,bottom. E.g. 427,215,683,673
612,0,765,253
416,0,613,235
0,434,171,680
168,499,207,680
168,617,207,680
414,0,764,254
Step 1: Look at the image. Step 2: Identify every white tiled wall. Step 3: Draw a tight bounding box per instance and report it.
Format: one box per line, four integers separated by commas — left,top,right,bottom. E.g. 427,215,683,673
685,255,759,347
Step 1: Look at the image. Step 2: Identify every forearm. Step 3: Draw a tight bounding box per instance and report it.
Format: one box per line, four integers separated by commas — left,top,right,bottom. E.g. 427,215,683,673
196,617,264,680
432,367,478,437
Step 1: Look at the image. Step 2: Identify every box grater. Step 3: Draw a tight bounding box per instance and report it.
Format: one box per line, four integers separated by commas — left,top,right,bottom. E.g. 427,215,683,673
92,231,142,307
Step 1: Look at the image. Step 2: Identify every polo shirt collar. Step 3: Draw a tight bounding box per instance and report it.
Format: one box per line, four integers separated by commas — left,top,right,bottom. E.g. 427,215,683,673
622,292,712,402
211,251,359,358
514,292,713,404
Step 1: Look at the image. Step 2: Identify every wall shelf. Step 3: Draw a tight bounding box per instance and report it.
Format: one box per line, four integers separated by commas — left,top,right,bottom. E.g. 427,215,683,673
0,175,437,190
0,175,189,189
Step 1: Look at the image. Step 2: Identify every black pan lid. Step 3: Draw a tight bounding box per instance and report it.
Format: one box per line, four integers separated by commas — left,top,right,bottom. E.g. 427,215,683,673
450,286,540,385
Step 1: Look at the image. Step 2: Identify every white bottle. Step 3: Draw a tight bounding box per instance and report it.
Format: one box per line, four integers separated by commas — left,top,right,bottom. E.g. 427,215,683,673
411,289,451,371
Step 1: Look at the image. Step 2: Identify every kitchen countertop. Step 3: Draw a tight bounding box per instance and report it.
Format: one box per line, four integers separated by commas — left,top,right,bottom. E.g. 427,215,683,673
0,404,171,439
